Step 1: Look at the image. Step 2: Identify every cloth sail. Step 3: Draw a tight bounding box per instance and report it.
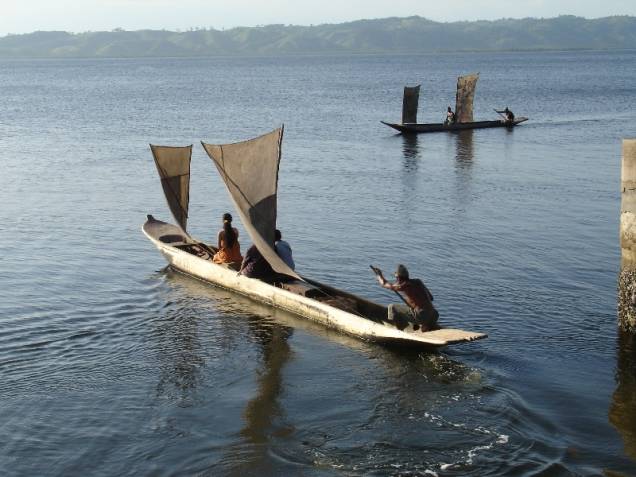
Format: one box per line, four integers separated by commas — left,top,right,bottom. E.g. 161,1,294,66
455,73,479,123
150,144,192,233
402,85,420,124
201,127,301,280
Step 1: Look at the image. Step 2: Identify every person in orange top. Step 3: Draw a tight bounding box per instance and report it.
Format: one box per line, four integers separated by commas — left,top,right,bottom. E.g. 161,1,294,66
376,264,439,331
212,213,243,264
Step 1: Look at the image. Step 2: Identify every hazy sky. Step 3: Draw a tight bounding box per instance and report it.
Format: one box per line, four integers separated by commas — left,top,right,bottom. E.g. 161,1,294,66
2,0,635,36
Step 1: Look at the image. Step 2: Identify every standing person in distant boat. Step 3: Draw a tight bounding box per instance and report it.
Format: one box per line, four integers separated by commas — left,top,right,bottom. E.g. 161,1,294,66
213,212,243,264
375,264,439,332
274,229,295,270
504,107,515,123
445,106,456,125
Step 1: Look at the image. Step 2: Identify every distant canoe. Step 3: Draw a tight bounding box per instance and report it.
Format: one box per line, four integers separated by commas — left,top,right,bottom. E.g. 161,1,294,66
381,117,528,134
383,73,528,134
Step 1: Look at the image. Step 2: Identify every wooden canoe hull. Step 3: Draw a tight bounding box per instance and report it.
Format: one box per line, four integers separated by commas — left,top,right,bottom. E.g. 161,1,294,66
142,216,487,347
381,117,528,133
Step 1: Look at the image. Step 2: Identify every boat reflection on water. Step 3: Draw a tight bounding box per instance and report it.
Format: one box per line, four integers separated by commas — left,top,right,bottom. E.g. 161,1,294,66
609,330,636,460
159,269,296,473
152,276,205,406
450,130,474,217
399,129,474,169
233,316,294,474
401,134,420,204
154,267,488,472
402,133,420,164
454,130,474,166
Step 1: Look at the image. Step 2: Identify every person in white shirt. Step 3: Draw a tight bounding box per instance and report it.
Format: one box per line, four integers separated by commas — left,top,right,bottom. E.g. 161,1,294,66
445,106,456,124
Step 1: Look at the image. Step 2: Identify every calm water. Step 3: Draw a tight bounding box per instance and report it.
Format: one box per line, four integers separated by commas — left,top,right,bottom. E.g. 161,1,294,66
1,50,636,476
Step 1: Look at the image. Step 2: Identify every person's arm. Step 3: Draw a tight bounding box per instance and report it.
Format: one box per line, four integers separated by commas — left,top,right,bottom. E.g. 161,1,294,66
377,272,399,291
217,230,223,249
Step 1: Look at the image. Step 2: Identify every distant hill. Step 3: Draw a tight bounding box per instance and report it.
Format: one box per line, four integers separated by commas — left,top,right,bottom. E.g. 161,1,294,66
1,15,635,58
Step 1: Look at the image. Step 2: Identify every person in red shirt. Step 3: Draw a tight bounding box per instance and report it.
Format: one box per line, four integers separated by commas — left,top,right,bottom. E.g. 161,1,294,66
376,264,439,331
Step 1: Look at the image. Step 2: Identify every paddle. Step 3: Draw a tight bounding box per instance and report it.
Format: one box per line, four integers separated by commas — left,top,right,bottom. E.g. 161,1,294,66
493,108,508,120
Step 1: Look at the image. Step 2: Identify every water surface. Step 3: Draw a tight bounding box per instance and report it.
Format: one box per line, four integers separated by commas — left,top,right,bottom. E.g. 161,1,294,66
1,50,636,475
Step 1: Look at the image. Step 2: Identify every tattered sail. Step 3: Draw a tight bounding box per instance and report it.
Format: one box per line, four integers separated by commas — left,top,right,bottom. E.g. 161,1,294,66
455,73,479,123
201,127,301,280
402,85,420,124
150,144,192,232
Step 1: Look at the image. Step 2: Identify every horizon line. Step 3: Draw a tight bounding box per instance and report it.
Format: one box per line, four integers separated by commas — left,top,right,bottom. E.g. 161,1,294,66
1,13,634,38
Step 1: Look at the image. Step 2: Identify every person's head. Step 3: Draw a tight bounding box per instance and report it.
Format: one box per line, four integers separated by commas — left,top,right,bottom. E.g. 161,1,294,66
222,212,236,247
394,264,409,281
504,107,509,112
275,229,282,241
447,106,452,112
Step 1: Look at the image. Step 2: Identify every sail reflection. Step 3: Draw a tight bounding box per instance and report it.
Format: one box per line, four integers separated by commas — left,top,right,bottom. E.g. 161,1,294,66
609,330,636,460
241,318,293,437
454,130,474,166
402,133,420,161
401,133,420,187
158,269,296,474
152,296,204,406
451,130,475,216
399,133,420,217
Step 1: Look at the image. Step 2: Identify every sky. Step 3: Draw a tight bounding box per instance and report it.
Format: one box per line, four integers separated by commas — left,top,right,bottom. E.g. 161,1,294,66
1,0,635,36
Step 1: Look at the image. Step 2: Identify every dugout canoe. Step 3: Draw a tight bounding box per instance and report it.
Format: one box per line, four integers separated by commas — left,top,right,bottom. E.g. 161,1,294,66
382,73,527,134
144,128,487,348
143,215,486,347
381,117,528,133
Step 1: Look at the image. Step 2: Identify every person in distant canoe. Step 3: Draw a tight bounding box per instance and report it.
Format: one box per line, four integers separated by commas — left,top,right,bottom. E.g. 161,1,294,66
213,212,243,264
274,229,295,270
445,106,456,125
504,107,515,124
376,264,439,332
238,244,275,279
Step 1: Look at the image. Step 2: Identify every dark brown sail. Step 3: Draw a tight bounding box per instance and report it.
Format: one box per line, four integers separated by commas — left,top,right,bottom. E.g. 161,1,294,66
150,144,192,233
455,73,479,123
201,127,301,280
402,85,420,124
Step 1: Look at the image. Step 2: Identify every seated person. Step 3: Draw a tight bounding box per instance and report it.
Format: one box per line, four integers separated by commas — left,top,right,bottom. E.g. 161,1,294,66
376,264,439,332
213,213,243,264
445,106,456,124
238,244,274,279
504,107,515,123
274,229,295,270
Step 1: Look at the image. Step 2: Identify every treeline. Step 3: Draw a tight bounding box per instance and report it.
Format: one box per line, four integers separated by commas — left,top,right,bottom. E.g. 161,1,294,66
0,15,635,58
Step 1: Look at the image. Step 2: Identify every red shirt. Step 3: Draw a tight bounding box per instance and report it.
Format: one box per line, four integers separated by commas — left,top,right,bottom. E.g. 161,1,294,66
391,278,435,313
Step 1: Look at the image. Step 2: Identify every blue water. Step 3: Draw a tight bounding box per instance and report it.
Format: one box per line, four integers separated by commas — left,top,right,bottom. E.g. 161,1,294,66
1,50,636,476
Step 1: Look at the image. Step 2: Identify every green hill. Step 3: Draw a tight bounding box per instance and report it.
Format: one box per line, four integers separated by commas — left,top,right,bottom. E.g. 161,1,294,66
1,15,634,58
